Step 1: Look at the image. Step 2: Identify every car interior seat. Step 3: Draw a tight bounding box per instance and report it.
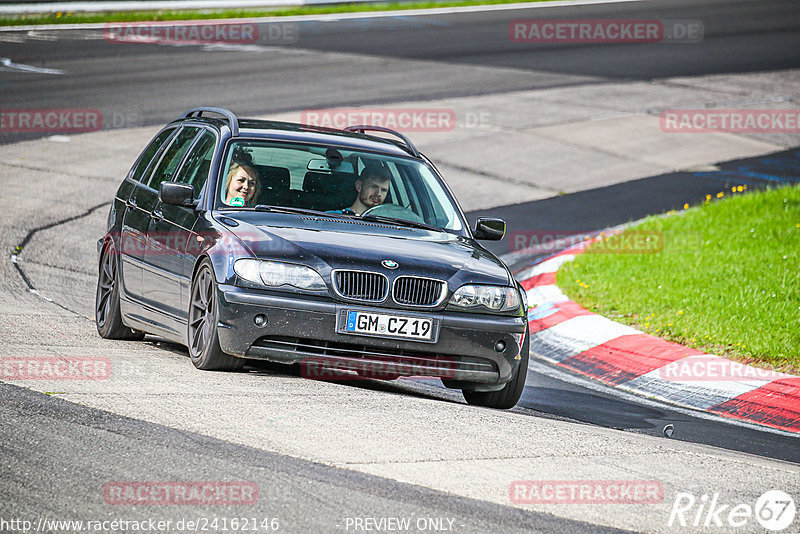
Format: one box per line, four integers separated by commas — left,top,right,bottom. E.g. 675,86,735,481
303,171,358,211
254,165,291,206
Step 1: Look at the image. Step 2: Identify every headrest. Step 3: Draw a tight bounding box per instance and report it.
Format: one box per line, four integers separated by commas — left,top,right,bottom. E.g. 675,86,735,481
256,165,290,191
303,171,339,194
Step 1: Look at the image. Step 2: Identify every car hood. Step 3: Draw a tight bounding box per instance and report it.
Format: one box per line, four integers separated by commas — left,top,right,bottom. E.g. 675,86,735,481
218,212,513,287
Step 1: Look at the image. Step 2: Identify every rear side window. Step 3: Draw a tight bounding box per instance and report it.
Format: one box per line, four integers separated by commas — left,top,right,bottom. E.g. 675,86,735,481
147,127,201,191
129,128,176,182
175,130,216,195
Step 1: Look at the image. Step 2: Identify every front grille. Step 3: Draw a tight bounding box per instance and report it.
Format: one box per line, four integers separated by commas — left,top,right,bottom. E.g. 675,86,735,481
393,276,446,306
333,270,388,301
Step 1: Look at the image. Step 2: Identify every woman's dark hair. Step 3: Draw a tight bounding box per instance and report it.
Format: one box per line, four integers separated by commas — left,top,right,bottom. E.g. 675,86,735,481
231,145,254,167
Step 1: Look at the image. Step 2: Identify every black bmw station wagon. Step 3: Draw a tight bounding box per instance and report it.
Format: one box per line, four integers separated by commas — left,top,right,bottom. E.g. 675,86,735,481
96,107,529,409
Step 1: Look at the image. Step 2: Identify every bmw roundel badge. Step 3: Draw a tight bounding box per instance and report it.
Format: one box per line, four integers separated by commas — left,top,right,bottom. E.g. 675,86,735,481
381,260,399,269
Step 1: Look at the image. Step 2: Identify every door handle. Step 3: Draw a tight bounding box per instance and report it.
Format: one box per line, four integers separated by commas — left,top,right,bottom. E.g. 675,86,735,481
151,208,164,221
126,197,137,209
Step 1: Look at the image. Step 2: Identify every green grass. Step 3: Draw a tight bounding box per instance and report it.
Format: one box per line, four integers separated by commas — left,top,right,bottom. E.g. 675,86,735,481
557,184,800,374
1,0,554,26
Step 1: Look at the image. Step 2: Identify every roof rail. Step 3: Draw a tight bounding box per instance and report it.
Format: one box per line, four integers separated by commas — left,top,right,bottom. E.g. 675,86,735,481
343,125,420,158
181,107,239,137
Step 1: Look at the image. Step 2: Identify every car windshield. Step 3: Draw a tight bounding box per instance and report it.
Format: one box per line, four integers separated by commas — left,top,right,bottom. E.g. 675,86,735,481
215,140,464,232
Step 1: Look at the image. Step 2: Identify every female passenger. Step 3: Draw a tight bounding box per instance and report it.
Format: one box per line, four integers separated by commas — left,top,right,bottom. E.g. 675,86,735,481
224,160,260,207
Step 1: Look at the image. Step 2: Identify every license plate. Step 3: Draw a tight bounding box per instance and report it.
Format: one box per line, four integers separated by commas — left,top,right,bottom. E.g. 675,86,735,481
343,311,433,341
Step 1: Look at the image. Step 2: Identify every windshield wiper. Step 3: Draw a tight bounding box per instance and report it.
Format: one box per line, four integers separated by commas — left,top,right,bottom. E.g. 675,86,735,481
253,205,348,219
359,214,442,232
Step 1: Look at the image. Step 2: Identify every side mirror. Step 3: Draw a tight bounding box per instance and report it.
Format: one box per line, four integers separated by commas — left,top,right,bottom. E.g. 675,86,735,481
474,217,506,241
159,181,195,207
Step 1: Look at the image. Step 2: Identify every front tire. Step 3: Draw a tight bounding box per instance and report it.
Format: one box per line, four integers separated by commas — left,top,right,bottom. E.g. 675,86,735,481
462,328,529,409
95,242,144,341
188,261,244,371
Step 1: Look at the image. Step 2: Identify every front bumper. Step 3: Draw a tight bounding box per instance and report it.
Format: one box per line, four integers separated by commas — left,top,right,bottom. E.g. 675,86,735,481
216,284,526,388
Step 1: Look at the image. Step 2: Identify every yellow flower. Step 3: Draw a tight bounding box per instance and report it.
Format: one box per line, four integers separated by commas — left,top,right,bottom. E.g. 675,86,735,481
705,194,712,201
668,323,673,326
678,310,684,314
683,203,689,209
743,185,747,190
56,12,62,17
716,192,724,198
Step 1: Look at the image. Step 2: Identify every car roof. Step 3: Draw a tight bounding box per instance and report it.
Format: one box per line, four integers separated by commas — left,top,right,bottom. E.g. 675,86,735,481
171,112,419,159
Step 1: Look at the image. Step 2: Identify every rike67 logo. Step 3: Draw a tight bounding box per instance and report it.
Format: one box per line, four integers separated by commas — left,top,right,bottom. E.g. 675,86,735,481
669,490,796,531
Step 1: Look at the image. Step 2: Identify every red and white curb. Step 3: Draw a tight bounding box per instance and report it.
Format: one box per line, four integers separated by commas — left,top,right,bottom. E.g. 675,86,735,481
518,242,800,434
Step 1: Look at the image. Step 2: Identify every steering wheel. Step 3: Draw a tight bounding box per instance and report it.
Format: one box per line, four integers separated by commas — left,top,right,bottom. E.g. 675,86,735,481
361,203,426,224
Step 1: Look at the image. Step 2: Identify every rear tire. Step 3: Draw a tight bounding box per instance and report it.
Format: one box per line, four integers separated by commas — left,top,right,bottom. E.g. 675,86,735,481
95,242,144,341
188,261,244,371
462,328,529,409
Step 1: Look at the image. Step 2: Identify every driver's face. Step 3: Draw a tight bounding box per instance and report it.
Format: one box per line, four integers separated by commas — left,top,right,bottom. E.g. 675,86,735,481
357,177,390,209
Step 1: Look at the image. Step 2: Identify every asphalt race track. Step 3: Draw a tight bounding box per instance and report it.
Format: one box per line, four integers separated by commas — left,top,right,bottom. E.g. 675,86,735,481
2,0,800,143
1,0,800,532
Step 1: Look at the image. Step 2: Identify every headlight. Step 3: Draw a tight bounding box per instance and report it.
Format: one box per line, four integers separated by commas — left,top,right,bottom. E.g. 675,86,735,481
449,285,521,313
234,259,326,291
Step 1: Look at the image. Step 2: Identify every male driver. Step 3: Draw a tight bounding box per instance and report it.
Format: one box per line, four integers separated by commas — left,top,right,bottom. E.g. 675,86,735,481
333,167,391,215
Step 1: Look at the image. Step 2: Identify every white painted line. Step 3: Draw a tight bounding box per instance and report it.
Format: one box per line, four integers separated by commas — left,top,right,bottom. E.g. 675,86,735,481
623,373,767,411
531,314,637,362
526,284,569,307
0,57,64,74
0,0,649,30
